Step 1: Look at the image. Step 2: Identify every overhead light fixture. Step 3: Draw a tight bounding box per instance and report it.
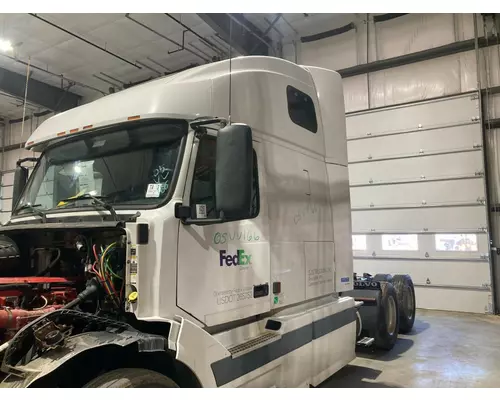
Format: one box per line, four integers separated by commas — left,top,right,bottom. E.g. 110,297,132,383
0,39,13,52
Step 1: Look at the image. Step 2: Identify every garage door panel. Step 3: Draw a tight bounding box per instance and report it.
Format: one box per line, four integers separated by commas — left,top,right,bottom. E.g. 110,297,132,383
346,93,479,138
347,93,490,313
354,259,491,313
347,123,481,160
352,206,487,232
413,288,491,313
350,178,485,208
348,151,483,184
353,258,490,288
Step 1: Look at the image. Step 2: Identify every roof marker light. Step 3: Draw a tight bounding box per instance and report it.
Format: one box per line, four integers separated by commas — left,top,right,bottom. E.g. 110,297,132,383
27,141,34,146
70,128,79,134
56,131,66,137
83,124,93,129
128,115,140,121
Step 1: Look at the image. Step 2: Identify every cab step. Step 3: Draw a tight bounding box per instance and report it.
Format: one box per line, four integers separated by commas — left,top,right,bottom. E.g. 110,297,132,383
228,332,281,359
356,337,374,347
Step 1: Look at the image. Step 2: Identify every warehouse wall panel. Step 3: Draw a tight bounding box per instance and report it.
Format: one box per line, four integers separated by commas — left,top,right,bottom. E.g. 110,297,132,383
293,14,482,70
342,74,369,112
375,14,456,60
301,29,358,71
368,55,463,107
288,14,499,109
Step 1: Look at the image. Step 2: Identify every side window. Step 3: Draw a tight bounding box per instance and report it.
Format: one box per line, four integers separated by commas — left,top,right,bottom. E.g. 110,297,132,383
287,85,318,133
190,135,260,219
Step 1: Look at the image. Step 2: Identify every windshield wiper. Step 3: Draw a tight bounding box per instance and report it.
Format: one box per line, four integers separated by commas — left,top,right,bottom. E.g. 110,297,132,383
58,194,118,221
16,203,47,223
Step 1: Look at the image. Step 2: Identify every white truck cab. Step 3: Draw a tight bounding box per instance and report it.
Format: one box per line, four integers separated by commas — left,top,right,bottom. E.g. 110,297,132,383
0,56,413,388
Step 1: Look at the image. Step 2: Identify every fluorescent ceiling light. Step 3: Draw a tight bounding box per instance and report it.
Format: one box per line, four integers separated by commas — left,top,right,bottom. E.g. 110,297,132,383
0,39,13,52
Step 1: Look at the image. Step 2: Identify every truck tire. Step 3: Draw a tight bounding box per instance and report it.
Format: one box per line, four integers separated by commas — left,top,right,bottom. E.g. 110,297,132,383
373,282,399,350
373,273,393,283
392,274,416,334
84,368,179,388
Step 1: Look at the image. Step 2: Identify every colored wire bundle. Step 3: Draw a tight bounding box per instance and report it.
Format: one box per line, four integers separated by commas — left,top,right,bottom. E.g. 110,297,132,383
90,243,123,307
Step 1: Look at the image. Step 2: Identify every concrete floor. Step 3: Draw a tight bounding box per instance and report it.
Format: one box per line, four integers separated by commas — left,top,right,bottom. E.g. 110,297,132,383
321,309,500,388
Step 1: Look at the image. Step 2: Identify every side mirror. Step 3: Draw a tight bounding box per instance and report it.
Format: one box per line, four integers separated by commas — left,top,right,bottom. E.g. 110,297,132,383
12,157,38,209
215,124,253,221
12,164,29,208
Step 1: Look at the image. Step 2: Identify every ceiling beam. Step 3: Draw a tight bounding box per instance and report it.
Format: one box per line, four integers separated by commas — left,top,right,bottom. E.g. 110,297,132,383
0,66,81,112
197,14,272,56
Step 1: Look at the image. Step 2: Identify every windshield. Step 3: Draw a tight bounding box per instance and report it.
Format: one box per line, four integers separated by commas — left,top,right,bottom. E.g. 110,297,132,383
14,119,187,216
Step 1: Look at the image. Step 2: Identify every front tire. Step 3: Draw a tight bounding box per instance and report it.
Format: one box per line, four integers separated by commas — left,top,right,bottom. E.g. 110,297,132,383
84,368,179,388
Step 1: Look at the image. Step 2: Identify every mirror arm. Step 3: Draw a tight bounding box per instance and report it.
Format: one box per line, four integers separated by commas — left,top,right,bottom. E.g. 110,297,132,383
16,157,39,166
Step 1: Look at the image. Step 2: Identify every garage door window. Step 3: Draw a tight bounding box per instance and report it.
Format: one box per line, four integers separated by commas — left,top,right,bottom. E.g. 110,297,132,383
286,85,318,133
382,234,418,251
352,235,367,250
435,234,478,252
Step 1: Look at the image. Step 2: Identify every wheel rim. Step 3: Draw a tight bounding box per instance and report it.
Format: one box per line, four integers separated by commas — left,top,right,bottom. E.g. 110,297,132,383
405,287,415,320
386,296,397,335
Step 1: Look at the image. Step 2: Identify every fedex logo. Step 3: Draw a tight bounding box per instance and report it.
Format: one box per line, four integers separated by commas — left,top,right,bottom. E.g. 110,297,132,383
219,250,252,267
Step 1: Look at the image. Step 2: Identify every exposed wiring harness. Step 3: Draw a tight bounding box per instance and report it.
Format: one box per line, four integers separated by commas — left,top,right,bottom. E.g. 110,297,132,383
90,242,123,308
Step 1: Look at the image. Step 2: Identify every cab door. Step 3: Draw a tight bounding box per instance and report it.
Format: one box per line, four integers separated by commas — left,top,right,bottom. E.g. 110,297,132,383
177,134,270,327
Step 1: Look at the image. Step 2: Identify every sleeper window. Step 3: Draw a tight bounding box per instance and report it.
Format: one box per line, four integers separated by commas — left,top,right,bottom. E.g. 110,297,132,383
286,85,318,133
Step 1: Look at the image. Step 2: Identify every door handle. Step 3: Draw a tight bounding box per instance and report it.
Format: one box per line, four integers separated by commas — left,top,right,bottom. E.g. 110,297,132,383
303,169,311,196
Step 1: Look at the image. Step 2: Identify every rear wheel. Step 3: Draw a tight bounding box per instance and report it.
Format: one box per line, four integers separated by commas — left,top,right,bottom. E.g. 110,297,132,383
393,274,416,334
84,368,179,388
373,282,399,350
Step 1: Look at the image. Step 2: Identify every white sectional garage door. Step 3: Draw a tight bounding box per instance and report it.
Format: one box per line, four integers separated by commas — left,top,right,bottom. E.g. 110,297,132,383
346,92,493,314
